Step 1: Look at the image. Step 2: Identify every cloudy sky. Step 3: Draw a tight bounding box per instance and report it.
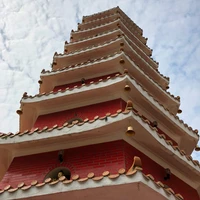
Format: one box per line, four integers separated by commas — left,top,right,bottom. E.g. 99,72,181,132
0,0,200,159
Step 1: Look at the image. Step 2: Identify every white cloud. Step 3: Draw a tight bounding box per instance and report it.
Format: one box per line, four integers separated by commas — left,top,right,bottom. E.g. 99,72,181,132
0,0,200,160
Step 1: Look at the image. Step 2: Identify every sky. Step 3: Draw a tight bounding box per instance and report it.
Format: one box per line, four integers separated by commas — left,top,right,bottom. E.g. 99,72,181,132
0,0,200,159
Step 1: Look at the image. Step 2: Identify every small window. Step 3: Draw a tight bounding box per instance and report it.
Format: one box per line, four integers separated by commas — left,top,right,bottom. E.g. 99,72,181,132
44,167,71,181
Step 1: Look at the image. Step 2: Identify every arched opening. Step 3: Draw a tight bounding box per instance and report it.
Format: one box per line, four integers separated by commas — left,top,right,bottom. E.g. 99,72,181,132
44,167,71,181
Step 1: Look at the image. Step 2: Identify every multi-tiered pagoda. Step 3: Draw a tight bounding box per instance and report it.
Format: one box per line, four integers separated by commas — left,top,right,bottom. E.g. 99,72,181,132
0,7,200,200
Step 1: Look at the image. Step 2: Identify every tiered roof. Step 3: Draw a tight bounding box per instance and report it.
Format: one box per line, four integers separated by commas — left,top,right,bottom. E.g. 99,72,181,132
0,6,200,200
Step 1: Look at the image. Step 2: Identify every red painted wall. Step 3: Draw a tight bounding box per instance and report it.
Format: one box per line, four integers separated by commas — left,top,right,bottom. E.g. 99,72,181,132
124,142,199,200
0,140,198,200
33,99,126,130
53,72,120,92
32,99,176,147
0,141,125,189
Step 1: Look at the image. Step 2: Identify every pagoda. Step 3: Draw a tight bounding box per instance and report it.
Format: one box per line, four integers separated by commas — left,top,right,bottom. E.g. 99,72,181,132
0,7,200,200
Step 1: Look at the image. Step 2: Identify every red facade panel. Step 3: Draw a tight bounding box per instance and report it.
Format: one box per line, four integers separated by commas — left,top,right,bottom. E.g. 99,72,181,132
0,141,125,189
53,72,120,92
0,140,198,200
33,99,126,130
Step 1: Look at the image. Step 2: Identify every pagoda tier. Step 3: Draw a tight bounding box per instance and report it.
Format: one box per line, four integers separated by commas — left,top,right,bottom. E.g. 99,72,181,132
0,7,200,200
65,27,154,68
71,18,148,54
82,7,142,33
66,31,162,78
0,114,200,199
52,33,166,83
1,141,199,200
66,25,151,60
41,51,168,93
55,36,167,87
40,52,178,113
81,7,145,44
22,73,197,152
53,25,157,70
79,12,142,38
